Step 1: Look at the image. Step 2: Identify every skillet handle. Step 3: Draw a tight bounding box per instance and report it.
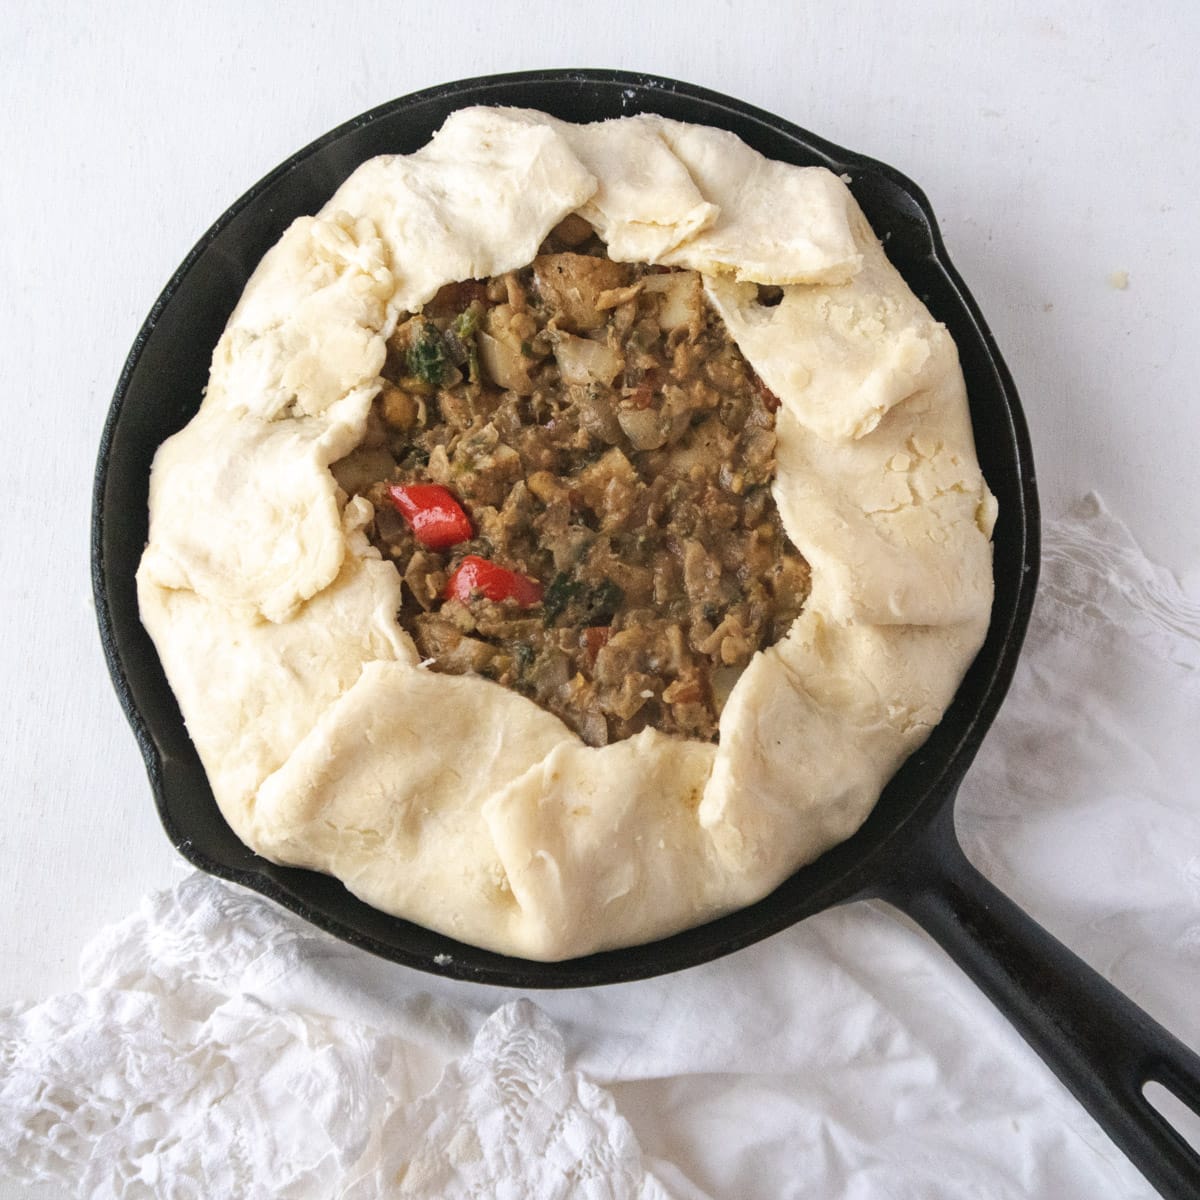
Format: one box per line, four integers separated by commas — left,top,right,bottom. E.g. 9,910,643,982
879,803,1200,1200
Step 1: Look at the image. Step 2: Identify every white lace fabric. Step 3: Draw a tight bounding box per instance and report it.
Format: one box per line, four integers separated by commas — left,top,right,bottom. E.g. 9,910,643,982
2,496,1198,1199
1,880,680,1199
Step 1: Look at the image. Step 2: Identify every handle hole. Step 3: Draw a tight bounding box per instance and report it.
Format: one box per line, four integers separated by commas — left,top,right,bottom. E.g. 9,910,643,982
1143,1081,1200,1154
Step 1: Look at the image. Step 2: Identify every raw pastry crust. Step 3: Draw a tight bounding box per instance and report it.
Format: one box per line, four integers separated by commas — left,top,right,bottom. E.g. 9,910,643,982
138,108,995,960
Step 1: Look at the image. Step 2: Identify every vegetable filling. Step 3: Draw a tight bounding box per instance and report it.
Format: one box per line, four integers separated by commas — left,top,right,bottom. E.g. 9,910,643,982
334,216,810,746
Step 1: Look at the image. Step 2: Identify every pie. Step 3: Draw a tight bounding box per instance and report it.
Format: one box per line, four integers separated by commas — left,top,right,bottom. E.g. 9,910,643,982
137,107,996,960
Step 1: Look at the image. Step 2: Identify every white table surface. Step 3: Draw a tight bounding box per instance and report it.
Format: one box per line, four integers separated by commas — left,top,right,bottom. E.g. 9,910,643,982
3,3,1198,1196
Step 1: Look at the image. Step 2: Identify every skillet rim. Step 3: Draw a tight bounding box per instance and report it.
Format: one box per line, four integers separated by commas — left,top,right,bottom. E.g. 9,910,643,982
92,68,1039,987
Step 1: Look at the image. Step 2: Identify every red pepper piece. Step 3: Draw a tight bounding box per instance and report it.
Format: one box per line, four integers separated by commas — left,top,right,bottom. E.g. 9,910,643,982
444,555,543,606
628,367,664,411
386,483,473,549
751,372,781,413
582,625,612,664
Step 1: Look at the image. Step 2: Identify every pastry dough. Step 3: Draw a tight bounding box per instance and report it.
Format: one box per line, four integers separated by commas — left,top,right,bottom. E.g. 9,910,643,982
138,107,995,960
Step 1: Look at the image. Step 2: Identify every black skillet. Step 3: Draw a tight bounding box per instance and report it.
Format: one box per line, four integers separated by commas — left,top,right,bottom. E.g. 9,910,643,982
91,70,1200,1197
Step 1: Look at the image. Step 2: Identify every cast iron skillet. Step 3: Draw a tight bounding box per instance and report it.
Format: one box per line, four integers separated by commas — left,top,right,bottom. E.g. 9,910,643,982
92,71,1200,1197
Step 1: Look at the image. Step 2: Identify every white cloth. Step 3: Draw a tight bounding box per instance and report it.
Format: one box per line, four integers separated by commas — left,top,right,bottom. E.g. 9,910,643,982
2,496,1198,1199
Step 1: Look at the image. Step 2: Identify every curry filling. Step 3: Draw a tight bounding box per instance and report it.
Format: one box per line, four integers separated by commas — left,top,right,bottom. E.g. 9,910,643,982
333,216,810,746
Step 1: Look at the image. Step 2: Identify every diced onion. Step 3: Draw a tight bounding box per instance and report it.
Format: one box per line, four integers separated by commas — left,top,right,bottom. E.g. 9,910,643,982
641,270,703,331
616,405,670,450
552,334,623,385
477,330,534,393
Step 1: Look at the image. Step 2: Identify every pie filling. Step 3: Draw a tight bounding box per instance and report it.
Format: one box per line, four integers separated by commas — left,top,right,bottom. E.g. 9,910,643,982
333,216,810,746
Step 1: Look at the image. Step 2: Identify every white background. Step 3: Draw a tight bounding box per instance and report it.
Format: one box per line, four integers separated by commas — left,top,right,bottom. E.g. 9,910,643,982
2,2,1198,1196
